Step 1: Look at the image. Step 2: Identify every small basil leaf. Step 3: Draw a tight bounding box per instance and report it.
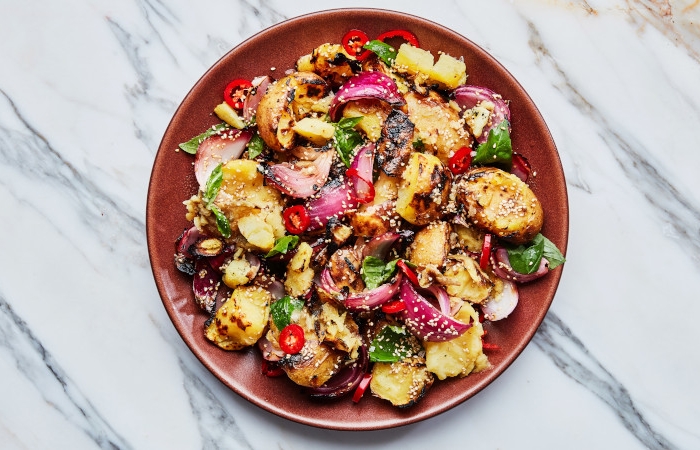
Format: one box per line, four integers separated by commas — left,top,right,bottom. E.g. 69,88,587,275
209,204,231,239
362,257,399,290
363,40,398,66
270,295,305,331
265,235,300,258
247,133,265,159
333,117,364,167
178,123,229,154
369,325,414,363
472,120,512,167
542,235,566,269
507,234,545,274
203,163,223,205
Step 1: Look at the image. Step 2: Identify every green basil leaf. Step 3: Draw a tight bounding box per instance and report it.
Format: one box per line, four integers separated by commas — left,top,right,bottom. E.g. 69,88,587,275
265,235,300,258
203,163,223,205
507,234,545,274
363,40,398,66
412,138,424,151
369,325,414,363
472,120,512,167
247,133,265,159
333,117,364,167
209,204,231,239
270,295,305,331
362,256,399,290
178,123,229,154
542,235,566,269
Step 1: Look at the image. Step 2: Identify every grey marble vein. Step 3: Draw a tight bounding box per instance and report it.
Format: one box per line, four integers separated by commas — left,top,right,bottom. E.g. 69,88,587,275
0,292,131,450
534,313,677,450
0,88,145,258
526,21,700,267
180,360,255,450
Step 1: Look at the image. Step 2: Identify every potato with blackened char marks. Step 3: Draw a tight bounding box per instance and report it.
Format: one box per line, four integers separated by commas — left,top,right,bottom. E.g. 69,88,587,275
456,166,543,245
396,152,452,226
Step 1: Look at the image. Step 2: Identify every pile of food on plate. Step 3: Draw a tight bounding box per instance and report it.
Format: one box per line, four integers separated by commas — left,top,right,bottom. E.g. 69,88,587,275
173,28,565,407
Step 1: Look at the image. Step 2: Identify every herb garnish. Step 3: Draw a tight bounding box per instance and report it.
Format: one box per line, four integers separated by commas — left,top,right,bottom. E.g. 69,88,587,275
265,235,300,258
507,233,565,274
178,123,229,154
363,40,398,66
369,325,414,363
247,133,265,159
333,117,364,167
362,256,399,290
270,295,304,331
471,119,512,168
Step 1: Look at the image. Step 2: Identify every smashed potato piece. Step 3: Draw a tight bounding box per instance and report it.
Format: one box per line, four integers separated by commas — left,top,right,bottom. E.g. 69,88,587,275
407,221,451,268
456,167,543,245
424,301,489,380
443,254,494,303
293,117,335,145
396,152,452,226
205,286,271,351
370,356,434,408
284,242,315,297
429,53,467,89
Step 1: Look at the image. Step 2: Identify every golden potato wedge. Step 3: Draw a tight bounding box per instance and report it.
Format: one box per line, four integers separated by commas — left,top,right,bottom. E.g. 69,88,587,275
342,99,392,142
282,339,346,388
284,242,315,297
309,43,356,87
205,286,271,351
396,152,452,226
429,53,467,90
456,166,543,245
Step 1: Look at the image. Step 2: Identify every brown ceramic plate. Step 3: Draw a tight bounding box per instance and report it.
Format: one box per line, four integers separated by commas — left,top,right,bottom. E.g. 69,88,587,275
147,8,568,431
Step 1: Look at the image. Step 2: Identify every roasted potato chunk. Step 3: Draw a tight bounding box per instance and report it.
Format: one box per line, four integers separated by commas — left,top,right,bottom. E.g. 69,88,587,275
396,152,452,226
370,356,434,408
342,98,392,142
407,221,451,268
205,286,271,351
405,90,472,165
377,109,415,177
284,242,315,297
424,301,489,380
328,247,364,292
256,72,329,151
443,254,493,303
456,167,543,245
318,302,362,358
283,339,346,388
308,43,356,87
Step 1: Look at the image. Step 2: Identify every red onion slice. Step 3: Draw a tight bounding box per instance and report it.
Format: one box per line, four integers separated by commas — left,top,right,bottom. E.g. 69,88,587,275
453,85,510,143
258,335,285,362
307,344,369,399
423,285,452,317
397,279,472,342
482,279,519,321
344,273,403,312
511,153,532,183
491,247,549,283
243,75,272,122
193,258,220,314
194,130,253,189
359,230,412,260
329,71,406,122
263,150,334,198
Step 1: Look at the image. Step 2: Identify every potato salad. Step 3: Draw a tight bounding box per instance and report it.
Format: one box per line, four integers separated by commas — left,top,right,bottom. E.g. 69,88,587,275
173,28,565,407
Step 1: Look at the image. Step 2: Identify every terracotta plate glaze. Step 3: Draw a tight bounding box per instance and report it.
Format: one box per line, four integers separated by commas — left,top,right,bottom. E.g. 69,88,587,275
147,8,568,431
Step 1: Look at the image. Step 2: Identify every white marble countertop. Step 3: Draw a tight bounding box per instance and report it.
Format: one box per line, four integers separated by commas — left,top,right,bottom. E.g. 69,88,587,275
2,0,699,448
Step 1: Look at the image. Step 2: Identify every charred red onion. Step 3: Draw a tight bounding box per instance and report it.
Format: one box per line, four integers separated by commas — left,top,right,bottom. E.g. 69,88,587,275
243,75,272,122
344,273,403,311
491,247,549,283
453,85,510,143
329,71,406,122
397,278,472,342
263,150,334,198
193,258,220,314
482,279,519,321
194,130,253,188
308,344,369,399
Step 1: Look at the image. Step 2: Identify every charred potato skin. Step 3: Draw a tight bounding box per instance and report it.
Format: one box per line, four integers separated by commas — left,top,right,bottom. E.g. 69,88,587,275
255,72,329,152
396,152,452,226
370,357,435,408
407,221,452,268
456,167,544,245
377,109,415,177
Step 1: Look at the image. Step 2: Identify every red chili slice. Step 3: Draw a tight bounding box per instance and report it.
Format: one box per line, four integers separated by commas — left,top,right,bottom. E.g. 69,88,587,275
479,233,493,269
381,299,406,314
448,146,473,175
279,324,305,354
376,29,420,48
397,260,420,286
261,360,284,377
352,373,373,403
342,29,372,60
346,168,375,204
482,342,500,351
223,78,253,110
283,205,311,235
